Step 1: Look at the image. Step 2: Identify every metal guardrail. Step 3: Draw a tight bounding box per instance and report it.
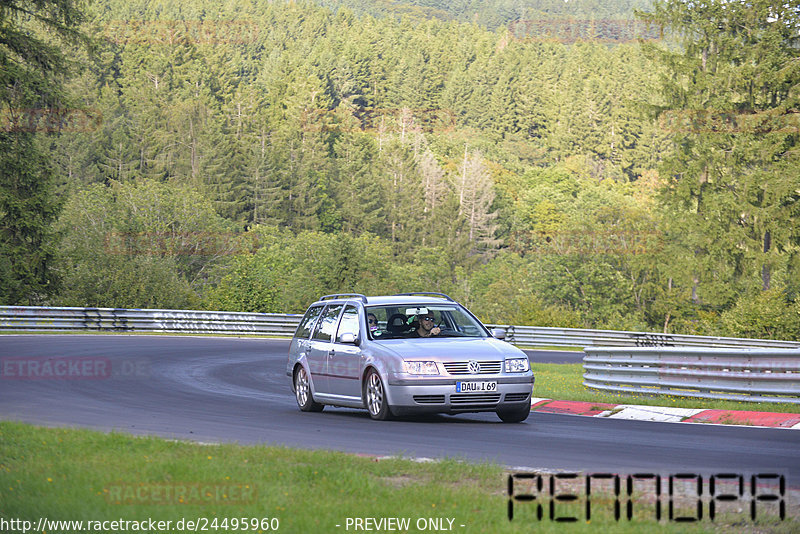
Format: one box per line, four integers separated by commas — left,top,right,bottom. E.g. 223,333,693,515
2,306,799,350
0,306,302,336
583,347,800,404
491,324,800,349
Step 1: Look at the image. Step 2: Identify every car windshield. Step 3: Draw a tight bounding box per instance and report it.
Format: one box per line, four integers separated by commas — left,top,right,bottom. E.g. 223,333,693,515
366,304,488,339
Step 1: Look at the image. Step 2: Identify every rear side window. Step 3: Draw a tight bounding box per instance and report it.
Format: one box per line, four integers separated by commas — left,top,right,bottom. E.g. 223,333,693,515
294,306,323,339
336,305,360,340
312,304,344,341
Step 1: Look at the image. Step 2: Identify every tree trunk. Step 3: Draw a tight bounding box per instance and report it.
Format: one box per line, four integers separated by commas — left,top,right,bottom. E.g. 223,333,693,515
762,230,771,291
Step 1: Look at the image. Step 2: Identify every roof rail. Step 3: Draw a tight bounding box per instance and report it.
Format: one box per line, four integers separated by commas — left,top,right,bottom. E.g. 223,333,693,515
395,292,455,301
320,293,368,304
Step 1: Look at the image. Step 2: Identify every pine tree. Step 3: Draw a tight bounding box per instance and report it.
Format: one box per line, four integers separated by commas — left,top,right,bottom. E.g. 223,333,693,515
450,147,497,246
379,136,424,250
641,0,800,307
0,0,89,303
332,132,385,235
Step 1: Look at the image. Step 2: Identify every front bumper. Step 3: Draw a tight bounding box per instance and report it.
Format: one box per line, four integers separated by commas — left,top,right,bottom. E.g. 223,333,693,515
385,373,534,415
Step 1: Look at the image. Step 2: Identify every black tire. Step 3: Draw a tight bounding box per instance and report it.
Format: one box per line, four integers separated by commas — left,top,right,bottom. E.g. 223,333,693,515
294,366,324,412
497,406,530,423
363,369,393,420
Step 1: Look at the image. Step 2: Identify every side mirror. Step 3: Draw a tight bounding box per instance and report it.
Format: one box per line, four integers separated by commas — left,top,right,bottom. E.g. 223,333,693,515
491,328,506,340
338,332,360,345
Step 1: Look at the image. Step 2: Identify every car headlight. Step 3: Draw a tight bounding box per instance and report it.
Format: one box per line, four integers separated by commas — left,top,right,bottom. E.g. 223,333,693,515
402,361,439,375
505,358,530,373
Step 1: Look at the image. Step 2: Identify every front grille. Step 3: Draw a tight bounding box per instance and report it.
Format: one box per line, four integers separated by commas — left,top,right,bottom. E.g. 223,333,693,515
504,392,531,402
450,393,501,405
443,361,502,375
413,395,445,404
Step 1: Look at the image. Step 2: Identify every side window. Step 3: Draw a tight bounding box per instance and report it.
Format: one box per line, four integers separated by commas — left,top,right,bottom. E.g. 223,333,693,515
294,306,323,339
335,305,360,340
312,304,343,341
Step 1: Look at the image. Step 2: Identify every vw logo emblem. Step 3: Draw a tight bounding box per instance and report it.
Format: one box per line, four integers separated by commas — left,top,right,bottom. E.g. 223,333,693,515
467,361,481,374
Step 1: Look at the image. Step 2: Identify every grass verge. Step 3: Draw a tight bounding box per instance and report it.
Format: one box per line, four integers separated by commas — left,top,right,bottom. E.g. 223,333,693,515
531,363,800,414
3,422,795,533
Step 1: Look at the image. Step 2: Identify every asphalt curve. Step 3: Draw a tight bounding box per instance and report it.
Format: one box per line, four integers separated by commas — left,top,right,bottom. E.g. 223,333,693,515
1,335,798,483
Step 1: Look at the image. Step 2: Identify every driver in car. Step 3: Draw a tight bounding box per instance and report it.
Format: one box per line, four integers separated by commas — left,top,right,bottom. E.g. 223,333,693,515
409,313,441,337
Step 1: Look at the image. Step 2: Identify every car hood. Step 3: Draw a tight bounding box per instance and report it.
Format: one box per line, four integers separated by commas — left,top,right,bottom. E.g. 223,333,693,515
370,337,525,361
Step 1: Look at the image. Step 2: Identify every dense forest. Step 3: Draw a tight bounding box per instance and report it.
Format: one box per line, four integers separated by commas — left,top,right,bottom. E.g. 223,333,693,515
2,0,799,339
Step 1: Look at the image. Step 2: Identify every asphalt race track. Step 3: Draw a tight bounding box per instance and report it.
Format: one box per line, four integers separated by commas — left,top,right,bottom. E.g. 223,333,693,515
1,335,798,483
524,349,584,364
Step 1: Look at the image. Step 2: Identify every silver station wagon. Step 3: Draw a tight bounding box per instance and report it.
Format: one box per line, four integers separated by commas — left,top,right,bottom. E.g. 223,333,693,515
286,293,535,422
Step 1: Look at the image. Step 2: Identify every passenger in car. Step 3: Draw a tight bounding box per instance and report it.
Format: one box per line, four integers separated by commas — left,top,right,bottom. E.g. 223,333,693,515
408,313,441,337
367,313,379,332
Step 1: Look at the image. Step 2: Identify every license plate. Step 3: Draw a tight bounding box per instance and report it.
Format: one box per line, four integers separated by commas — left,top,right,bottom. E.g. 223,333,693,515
455,381,497,393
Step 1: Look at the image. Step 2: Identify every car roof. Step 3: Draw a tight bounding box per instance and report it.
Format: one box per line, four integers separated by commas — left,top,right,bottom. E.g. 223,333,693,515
365,295,458,306
311,294,459,307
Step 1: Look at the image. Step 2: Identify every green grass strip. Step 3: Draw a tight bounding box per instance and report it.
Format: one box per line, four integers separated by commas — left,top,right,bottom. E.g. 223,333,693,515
2,422,795,533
